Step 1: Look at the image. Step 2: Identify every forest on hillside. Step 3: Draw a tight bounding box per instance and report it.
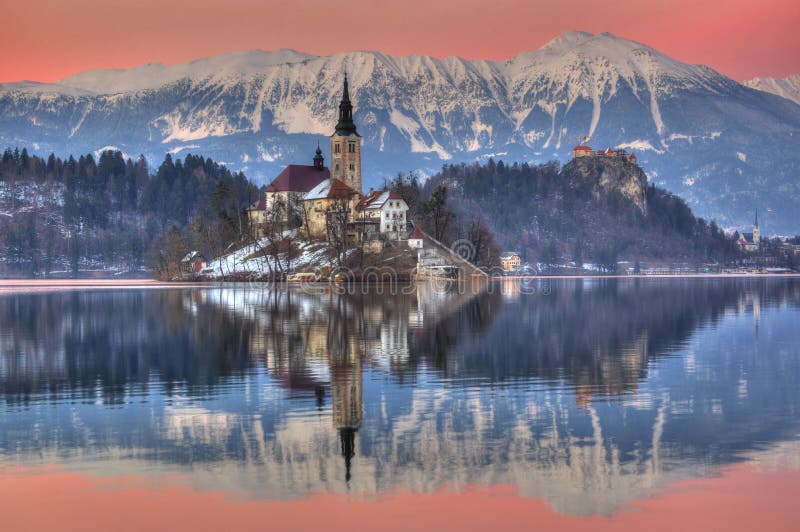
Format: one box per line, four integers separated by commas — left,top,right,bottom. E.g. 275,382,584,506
0,147,256,277
389,158,743,270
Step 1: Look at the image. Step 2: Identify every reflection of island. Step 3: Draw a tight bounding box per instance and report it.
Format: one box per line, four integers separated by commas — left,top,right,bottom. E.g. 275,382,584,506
0,280,799,514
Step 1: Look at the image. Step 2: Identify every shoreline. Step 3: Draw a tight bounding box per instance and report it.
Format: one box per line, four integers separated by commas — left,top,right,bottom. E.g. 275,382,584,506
0,272,798,291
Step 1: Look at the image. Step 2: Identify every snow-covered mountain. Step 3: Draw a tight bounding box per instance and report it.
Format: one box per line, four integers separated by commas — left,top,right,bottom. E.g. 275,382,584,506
743,74,800,106
2,31,800,232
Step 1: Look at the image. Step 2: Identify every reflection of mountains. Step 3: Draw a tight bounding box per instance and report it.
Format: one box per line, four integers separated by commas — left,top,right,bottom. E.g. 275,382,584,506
1,280,799,515
2,280,794,399
410,278,800,394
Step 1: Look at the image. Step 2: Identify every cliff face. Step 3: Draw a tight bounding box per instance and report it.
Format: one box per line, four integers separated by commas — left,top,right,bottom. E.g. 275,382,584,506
561,157,649,214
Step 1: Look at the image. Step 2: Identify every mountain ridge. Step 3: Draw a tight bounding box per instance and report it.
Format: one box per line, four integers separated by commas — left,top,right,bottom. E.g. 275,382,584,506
1,31,799,232
743,74,800,106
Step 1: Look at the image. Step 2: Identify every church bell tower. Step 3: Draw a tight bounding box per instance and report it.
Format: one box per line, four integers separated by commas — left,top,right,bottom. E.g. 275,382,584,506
330,73,362,193
753,209,760,245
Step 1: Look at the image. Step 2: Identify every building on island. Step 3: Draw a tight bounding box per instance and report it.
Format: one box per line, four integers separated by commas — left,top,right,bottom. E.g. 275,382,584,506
500,252,522,271
180,251,208,275
247,146,330,238
301,178,362,240
330,73,362,194
354,189,409,241
407,226,425,249
738,210,761,252
249,73,418,248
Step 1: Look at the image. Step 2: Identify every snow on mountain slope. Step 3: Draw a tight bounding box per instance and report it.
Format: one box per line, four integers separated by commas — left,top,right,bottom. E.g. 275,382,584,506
743,74,800,106
1,31,799,232
57,49,316,94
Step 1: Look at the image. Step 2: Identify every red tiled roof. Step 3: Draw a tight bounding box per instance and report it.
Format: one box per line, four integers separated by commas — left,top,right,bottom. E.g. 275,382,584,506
328,178,358,198
248,194,266,211
573,145,592,151
409,226,425,239
264,165,330,193
356,189,407,210
306,178,359,200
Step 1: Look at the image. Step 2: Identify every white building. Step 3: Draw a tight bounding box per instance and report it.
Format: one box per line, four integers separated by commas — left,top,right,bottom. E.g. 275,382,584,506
356,189,409,239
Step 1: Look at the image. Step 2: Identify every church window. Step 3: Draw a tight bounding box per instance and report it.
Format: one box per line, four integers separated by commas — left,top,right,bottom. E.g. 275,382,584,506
349,163,354,171
335,163,339,171
348,142,356,153
334,143,341,154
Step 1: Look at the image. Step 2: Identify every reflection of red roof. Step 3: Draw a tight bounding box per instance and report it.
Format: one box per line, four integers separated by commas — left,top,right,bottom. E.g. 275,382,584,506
264,165,330,193
574,145,592,151
248,194,266,211
409,226,425,239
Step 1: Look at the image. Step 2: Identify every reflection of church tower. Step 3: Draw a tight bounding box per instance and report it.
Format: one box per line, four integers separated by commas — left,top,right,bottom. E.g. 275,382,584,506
328,297,363,484
753,293,761,332
330,74,362,193
333,361,362,483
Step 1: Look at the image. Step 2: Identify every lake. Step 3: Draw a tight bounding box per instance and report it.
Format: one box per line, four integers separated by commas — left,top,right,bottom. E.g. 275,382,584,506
1,278,799,531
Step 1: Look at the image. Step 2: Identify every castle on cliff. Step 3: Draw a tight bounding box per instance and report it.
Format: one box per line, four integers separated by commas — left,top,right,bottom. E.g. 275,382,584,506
573,144,637,164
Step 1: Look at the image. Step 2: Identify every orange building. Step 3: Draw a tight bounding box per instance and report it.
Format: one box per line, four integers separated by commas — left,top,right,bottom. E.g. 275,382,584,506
500,252,521,271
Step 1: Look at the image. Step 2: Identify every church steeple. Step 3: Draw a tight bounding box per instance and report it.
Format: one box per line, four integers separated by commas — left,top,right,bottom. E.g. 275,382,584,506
753,209,761,245
330,72,362,193
334,73,359,137
313,143,324,170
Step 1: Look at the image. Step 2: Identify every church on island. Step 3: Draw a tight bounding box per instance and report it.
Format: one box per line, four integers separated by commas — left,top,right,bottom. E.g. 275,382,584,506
737,211,761,252
247,74,409,245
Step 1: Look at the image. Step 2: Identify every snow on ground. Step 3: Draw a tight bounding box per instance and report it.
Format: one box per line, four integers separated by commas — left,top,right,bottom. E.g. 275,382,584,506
203,237,333,278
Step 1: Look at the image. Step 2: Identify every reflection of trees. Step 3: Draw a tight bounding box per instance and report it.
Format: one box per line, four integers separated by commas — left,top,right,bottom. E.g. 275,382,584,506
0,290,257,403
1,280,799,510
409,279,800,397
3,280,797,405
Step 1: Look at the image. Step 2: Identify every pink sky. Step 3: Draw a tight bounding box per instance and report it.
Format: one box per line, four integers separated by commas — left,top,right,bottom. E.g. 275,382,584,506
1,0,798,83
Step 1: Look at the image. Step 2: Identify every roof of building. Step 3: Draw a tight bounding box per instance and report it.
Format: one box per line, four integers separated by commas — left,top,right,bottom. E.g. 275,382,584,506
333,74,360,137
264,164,330,194
573,145,593,151
409,226,425,240
304,178,359,201
181,250,206,263
357,189,406,210
247,194,266,211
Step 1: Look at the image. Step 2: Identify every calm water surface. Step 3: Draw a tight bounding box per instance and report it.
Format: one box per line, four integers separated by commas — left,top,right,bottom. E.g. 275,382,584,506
1,278,799,530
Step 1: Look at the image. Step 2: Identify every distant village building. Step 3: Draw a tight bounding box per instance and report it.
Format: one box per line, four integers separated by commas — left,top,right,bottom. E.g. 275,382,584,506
573,145,593,158
500,252,521,271
738,210,761,252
